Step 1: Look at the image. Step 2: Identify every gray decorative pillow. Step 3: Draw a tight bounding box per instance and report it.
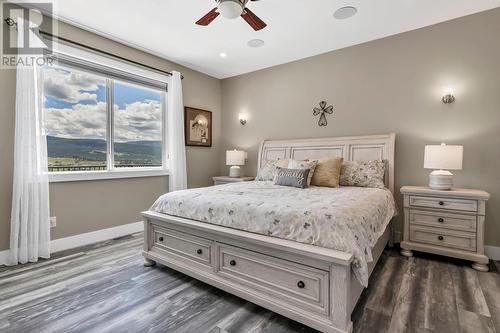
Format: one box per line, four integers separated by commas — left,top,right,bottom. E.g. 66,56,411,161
287,159,318,186
339,160,386,189
256,159,289,181
274,167,310,189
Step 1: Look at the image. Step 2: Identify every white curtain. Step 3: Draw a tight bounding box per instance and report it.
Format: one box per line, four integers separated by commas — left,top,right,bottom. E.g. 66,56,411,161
167,71,187,191
9,21,51,265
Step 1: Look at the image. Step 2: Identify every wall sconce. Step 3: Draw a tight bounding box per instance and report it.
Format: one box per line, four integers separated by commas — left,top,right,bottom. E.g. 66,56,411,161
238,113,247,125
442,88,455,104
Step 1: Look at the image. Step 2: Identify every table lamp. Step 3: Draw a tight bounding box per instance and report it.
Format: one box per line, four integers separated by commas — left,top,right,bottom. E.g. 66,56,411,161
226,150,246,178
424,143,463,190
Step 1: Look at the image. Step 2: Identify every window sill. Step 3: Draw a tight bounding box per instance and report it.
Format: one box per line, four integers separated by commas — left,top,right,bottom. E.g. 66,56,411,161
48,168,169,183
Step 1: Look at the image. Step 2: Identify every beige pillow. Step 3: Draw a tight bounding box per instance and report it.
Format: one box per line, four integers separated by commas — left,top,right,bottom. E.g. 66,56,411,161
287,159,318,186
311,157,344,188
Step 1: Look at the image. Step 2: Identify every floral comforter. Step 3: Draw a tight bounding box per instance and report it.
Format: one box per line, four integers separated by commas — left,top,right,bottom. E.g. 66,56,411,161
150,181,396,286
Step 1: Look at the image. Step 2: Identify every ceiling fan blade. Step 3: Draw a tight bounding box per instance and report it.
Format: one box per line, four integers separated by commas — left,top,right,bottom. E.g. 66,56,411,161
241,7,267,31
196,8,220,26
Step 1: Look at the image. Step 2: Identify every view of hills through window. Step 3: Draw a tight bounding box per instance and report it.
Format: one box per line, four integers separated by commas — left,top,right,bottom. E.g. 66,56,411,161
43,65,163,172
113,81,162,168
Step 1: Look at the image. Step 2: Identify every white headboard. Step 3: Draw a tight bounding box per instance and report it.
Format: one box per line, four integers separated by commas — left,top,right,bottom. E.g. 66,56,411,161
257,133,396,193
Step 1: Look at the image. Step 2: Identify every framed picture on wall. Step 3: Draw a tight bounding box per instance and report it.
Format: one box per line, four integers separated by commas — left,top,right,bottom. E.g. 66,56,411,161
184,107,212,147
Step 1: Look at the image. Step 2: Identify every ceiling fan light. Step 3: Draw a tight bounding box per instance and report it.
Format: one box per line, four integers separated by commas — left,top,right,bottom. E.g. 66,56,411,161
218,0,243,19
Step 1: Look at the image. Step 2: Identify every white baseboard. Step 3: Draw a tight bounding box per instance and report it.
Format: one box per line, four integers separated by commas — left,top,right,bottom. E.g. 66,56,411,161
0,221,144,266
485,246,500,261
0,250,9,267
50,221,144,253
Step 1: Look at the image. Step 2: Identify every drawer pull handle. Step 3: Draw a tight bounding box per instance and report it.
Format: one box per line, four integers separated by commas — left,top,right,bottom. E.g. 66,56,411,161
158,236,164,242
197,249,203,255
297,281,305,289
229,260,236,266
438,218,444,223
438,201,445,206
438,236,444,241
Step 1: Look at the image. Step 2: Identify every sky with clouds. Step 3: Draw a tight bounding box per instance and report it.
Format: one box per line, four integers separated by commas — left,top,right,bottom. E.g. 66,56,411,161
43,66,162,142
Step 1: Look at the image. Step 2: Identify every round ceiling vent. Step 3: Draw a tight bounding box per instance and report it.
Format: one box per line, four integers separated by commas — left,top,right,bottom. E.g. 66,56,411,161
247,39,265,48
333,6,357,20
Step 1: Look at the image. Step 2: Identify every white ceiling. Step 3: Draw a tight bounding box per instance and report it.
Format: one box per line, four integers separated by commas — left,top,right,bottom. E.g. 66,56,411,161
48,0,500,79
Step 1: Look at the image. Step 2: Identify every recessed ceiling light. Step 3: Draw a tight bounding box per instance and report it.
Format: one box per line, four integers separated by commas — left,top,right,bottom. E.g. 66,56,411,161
247,39,265,48
333,6,357,20
219,52,228,58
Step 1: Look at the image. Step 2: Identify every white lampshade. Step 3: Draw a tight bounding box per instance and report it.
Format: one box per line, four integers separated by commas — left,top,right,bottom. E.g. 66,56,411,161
226,150,246,166
217,0,243,19
424,144,463,170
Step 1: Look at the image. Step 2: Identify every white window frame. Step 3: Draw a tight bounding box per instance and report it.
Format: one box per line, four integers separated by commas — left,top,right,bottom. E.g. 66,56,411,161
45,41,170,183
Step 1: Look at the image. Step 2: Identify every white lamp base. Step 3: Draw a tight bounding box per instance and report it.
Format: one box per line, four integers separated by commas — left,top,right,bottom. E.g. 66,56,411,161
429,170,453,190
229,166,241,178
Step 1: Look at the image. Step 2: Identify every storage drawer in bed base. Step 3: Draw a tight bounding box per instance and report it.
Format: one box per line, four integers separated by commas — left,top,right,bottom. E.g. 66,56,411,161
217,243,330,316
150,223,214,267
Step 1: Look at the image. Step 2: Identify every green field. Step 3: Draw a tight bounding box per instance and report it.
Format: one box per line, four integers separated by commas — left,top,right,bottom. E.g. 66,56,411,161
47,136,162,171
48,157,106,167
48,157,161,171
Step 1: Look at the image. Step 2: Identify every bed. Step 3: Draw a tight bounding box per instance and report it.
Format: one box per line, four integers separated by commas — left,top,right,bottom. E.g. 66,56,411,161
142,133,396,333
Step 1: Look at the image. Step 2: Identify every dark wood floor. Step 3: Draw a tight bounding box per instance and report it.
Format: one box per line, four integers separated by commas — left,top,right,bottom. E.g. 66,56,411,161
0,233,499,333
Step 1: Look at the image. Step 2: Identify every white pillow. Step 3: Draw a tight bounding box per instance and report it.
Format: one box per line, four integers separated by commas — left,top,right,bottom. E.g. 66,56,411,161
256,159,289,181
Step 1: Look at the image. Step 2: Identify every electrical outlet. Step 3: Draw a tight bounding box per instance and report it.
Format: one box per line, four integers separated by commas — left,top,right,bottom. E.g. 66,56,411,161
50,216,57,228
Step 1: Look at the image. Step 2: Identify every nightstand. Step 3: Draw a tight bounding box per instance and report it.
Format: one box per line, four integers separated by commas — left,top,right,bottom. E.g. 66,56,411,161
212,176,255,186
400,186,490,271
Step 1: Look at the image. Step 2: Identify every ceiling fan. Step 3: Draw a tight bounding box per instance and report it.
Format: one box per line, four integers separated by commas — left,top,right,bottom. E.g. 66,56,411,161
196,0,267,31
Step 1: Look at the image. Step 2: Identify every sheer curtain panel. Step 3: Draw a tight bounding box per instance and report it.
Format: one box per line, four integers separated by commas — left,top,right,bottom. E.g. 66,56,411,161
9,22,51,264
167,71,187,192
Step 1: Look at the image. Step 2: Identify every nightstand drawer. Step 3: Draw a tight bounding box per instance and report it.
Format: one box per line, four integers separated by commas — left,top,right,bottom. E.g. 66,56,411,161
410,226,476,252
409,209,477,232
409,195,477,212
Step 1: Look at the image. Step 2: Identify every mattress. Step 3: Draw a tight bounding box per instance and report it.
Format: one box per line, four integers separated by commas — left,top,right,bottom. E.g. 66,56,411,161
150,181,396,286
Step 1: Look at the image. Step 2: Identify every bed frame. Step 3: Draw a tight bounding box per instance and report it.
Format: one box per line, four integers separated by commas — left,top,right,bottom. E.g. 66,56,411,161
142,133,396,333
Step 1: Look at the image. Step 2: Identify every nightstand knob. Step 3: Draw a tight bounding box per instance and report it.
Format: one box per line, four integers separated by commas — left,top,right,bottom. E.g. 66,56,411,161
229,260,236,266
438,201,444,206
438,235,444,241
297,281,305,289
438,218,444,223
197,249,203,255
158,236,164,242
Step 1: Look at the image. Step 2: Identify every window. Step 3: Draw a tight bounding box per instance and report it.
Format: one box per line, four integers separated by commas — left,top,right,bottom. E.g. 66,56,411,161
42,59,167,182
113,81,162,168
44,65,108,172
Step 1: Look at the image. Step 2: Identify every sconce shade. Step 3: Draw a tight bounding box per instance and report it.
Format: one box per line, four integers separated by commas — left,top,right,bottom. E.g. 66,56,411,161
226,150,246,166
424,144,463,170
238,113,247,125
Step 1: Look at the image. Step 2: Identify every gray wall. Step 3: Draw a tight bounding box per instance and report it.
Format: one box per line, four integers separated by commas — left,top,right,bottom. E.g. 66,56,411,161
0,18,222,251
220,8,500,247
1,9,499,252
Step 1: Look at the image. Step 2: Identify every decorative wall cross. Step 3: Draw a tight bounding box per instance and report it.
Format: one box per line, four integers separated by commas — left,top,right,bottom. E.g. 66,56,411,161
313,101,334,126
